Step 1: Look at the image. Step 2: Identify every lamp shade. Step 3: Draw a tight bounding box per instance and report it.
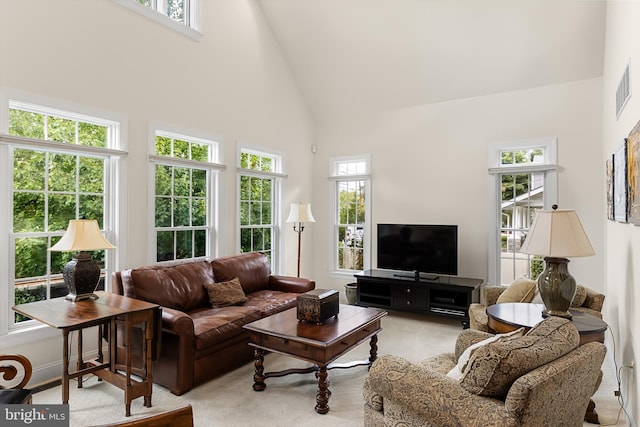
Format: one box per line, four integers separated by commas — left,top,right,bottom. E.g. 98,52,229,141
286,202,316,223
49,220,115,252
520,208,594,258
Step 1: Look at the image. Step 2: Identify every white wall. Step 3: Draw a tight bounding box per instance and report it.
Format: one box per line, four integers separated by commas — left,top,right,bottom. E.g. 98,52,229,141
0,0,314,384
312,78,604,304
602,1,640,423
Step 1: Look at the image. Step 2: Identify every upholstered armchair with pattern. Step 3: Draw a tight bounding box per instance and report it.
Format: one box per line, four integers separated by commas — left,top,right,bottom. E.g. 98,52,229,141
468,279,605,332
363,317,606,427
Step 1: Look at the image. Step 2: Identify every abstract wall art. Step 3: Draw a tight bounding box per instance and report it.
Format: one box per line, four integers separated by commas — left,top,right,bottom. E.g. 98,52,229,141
614,140,627,223
627,120,640,225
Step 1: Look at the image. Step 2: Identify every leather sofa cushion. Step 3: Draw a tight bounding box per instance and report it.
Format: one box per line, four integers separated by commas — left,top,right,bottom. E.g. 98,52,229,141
245,290,300,317
191,306,263,350
460,316,579,397
211,252,271,294
190,290,300,350
122,260,213,312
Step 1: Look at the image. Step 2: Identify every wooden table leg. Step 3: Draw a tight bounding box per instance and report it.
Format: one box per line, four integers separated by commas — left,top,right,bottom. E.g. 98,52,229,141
315,365,330,414
97,323,104,382
62,330,70,404
124,315,133,417
77,328,83,389
252,349,266,391
585,400,599,424
368,334,379,366
144,308,154,408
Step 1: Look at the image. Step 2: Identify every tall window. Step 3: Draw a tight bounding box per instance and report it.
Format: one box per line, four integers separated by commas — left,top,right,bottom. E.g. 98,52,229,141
330,156,371,273
238,149,284,264
488,139,557,285
151,131,221,262
2,101,121,326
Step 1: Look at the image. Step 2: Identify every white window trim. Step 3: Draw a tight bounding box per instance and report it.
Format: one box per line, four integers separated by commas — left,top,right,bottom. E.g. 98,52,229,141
147,124,223,264
0,93,128,347
111,0,203,41
487,137,558,286
328,154,371,277
236,145,286,273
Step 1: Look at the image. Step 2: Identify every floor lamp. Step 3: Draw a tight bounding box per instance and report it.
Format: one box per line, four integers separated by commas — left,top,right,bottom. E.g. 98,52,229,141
286,202,316,277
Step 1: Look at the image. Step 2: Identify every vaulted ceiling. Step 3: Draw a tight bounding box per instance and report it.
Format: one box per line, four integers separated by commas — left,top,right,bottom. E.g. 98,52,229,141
257,0,606,123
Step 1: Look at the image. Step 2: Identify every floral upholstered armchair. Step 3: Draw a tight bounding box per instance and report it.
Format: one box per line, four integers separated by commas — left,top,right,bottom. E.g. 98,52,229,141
468,278,605,332
363,317,606,427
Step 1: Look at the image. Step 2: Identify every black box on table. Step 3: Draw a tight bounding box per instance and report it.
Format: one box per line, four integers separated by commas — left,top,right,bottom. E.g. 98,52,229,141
297,289,339,324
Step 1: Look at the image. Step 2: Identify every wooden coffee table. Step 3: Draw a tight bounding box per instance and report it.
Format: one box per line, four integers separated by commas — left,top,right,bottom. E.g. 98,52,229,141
243,304,387,414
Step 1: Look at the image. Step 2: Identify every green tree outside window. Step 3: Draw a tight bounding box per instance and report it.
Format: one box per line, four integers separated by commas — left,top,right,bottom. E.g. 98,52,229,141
9,105,111,322
154,134,210,262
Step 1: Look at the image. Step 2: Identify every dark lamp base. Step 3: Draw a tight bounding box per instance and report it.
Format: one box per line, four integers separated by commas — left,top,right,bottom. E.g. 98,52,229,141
541,308,573,319
65,292,99,302
537,256,576,319
62,251,101,302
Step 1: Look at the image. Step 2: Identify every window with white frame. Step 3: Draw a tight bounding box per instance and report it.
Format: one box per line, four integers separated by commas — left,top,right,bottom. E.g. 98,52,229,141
112,0,201,38
151,131,221,262
238,149,284,265
330,156,371,273
488,138,557,286
136,0,192,25
2,101,122,328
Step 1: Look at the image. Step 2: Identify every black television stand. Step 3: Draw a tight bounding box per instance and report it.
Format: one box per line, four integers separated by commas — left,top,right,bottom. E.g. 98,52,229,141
392,271,439,281
355,269,483,328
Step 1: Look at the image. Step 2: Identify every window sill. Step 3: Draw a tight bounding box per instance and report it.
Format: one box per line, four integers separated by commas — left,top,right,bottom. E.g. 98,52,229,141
0,323,59,351
329,270,362,280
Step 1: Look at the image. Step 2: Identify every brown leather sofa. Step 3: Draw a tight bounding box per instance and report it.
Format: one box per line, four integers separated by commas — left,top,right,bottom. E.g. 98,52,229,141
112,252,315,395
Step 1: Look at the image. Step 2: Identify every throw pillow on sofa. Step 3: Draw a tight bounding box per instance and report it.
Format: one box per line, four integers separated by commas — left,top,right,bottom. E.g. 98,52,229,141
496,277,537,304
459,317,580,397
204,277,248,308
570,284,588,307
446,327,524,380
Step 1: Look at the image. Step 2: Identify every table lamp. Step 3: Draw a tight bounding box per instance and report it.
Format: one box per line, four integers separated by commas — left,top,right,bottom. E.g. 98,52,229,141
286,202,315,277
49,219,116,301
519,205,595,318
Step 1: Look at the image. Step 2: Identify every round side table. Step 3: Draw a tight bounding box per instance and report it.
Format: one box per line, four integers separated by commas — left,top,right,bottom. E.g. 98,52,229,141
486,303,607,346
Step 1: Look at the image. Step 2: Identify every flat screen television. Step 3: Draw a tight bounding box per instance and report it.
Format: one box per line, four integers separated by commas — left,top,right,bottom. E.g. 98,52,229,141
377,224,458,278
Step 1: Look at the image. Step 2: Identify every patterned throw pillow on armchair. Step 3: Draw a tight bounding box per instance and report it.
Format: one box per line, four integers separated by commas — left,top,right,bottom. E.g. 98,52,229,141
496,277,537,304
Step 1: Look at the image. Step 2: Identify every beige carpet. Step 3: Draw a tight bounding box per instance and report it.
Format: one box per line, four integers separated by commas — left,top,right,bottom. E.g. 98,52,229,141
34,311,627,426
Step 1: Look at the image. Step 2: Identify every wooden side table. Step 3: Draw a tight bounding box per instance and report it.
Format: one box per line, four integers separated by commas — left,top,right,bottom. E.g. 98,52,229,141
486,302,607,345
13,292,159,417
